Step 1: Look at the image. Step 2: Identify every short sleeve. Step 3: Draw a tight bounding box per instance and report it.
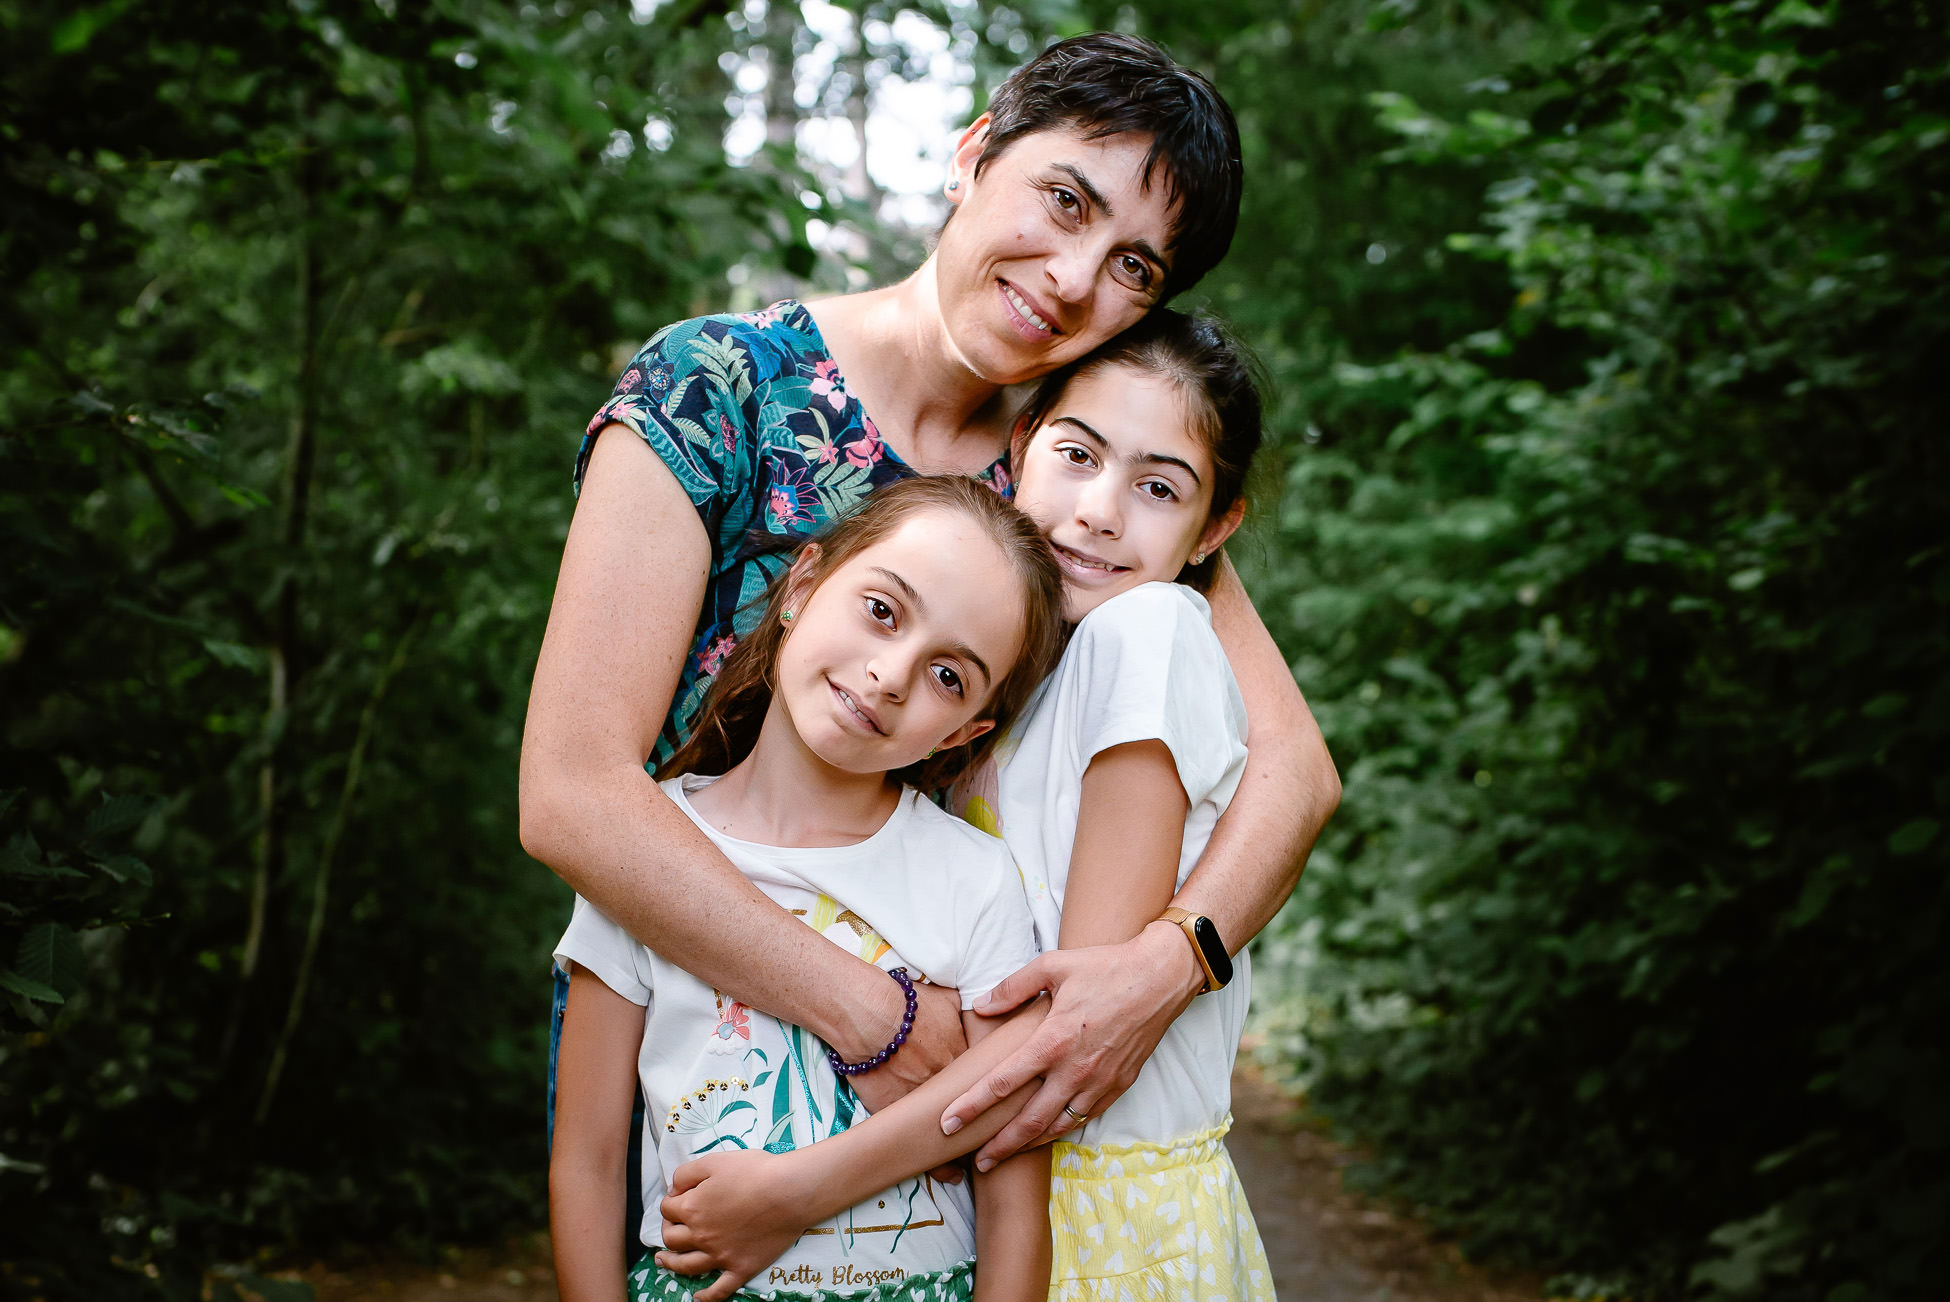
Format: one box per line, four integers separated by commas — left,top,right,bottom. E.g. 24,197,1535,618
553,895,656,1007
1063,583,1249,808
572,316,760,536
945,836,1040,1010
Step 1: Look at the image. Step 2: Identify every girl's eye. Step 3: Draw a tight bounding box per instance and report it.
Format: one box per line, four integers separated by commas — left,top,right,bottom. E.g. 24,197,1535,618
1141,480,1178,502
932,664,964,697
867,597,895,626
1059,444,1094,468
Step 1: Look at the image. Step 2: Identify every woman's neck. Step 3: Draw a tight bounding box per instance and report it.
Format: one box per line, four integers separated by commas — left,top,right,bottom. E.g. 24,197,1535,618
804,266,1017,475
686,702,901,848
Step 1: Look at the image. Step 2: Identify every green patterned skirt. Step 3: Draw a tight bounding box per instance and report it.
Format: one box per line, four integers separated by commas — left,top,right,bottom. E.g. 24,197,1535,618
629,1252,974,1302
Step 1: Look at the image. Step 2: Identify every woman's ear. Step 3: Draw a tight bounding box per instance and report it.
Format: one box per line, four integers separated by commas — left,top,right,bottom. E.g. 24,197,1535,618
1193,498,1246,564
938,716,996,751
945,114,992,204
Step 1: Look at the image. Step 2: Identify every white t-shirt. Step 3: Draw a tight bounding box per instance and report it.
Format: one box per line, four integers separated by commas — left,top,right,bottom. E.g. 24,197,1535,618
984,582,1251,1149
554,774,1038,1293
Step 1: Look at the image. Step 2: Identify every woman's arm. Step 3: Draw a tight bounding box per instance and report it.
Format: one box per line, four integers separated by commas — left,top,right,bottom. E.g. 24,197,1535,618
520,428,965,1104
943,556,1340,1160
550,966,648,1302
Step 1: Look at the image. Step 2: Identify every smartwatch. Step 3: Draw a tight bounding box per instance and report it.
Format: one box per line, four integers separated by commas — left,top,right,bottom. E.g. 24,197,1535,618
1158,907,1233,994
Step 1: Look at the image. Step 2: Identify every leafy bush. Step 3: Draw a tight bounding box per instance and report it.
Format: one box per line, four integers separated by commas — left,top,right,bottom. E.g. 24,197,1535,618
1224,3,1948,1298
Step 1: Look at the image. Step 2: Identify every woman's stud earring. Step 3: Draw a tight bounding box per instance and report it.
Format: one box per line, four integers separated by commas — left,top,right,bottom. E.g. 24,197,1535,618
780,610,793,623
926,747,938,759
947,179,960,192
1192,552,1207,565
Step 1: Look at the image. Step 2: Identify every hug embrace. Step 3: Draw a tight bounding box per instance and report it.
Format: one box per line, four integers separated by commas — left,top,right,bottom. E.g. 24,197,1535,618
520,32,1341,1302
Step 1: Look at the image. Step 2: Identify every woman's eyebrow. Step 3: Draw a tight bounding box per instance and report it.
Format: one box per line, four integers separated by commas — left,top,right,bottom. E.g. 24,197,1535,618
1051,164,1168,271
1051,417,1202,485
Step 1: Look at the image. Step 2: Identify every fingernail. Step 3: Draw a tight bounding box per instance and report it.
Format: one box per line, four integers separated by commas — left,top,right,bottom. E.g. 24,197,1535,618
976,1157,994,1173
942,1115,963,1136
974,991,991,1010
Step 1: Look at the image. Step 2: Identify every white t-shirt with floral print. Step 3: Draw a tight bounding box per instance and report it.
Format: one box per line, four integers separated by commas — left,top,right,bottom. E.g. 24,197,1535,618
553,773,1037,1293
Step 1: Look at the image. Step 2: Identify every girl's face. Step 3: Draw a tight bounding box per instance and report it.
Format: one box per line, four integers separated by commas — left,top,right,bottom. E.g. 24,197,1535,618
1012,363,1242,622
932,120,1177,388
774,510,1026,777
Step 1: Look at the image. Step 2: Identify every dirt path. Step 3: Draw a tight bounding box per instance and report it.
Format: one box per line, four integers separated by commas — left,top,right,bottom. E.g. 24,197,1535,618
1227,1062,1541,1301
297,1066,1538,1301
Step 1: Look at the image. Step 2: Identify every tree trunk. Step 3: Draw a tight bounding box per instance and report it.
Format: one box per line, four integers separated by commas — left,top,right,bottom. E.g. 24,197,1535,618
220,119,321,1072
255,614,420,1127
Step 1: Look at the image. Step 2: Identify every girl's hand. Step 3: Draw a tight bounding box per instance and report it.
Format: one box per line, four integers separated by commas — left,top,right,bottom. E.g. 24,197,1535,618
943,922,1203,1167
656,1149,813,1302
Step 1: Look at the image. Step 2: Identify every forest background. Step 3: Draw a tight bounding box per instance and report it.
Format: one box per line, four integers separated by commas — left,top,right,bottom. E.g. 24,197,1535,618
3,1,1944,1300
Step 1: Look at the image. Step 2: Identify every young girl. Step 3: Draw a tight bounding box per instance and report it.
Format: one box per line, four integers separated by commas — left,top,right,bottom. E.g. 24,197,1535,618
549,476,1069,1302
654,310,1276,1301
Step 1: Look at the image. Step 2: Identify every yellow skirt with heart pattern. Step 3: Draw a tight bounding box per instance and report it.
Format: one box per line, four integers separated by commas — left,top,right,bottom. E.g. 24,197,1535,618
1047,1119,1274,1301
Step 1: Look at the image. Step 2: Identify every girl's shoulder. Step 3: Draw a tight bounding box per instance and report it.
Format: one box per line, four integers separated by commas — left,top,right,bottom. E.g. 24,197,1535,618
895,786,1018,871
1067,581,1224,666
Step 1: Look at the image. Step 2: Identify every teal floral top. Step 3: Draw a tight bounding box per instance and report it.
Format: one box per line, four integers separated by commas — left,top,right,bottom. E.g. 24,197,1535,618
577,301,1012,765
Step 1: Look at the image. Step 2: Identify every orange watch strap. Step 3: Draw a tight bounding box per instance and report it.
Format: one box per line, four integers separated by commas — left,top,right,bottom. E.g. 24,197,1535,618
1158,907,1219,994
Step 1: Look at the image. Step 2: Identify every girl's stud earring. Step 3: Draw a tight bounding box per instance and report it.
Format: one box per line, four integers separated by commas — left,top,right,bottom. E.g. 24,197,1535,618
1192,552,1207,565
946,179,960,192
926,747,938,759
780,610,793,623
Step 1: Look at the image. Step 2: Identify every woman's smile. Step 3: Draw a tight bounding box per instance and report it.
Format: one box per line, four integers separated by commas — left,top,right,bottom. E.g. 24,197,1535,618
998,279,1057,339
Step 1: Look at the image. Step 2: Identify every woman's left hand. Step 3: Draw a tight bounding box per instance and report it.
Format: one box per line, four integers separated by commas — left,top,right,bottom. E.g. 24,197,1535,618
657,1149,810,1302
941,922,1204,1167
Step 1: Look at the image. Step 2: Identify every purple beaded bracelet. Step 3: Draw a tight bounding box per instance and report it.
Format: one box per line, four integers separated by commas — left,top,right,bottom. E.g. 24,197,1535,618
825,967,917,1077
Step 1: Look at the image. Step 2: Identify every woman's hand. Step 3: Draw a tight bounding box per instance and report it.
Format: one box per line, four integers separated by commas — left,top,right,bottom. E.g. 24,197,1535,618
656,1149,813,1302
942,921,1204,1168
846,979,966,1115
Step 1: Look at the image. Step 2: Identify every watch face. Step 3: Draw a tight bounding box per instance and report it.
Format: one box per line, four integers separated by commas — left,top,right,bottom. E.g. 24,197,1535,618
1191,915,1233,990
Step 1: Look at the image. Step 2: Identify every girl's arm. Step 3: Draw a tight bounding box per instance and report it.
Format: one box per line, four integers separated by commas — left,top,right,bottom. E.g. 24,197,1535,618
968,1009,1053,1302
654,741,1190,1298
944,556,1339,1159
653,1003,1048,1300
550,965,649,1302
521,428,965,1109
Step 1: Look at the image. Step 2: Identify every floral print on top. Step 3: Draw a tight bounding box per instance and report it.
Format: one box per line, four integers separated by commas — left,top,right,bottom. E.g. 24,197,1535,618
576,301,1013,766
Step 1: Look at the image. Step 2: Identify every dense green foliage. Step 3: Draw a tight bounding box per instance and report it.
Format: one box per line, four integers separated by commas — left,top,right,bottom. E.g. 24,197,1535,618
2,1,823,1294
4,2,1942,1301
1183,4,1947,1300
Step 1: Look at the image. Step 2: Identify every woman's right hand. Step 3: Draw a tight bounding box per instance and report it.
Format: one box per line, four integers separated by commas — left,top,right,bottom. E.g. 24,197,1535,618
846,979,966,1114
657,1149,814,1302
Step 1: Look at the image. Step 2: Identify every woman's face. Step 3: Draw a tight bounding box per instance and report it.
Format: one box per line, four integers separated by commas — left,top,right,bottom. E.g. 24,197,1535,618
773,510,1025,775
1012,363,1241,623
933,121,1178,387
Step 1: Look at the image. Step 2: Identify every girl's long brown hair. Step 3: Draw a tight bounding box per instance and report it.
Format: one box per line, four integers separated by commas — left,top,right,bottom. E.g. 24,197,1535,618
657,475,1066,794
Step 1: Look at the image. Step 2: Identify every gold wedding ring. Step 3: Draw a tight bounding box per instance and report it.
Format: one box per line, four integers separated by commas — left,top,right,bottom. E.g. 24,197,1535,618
1062,1104,1087,1125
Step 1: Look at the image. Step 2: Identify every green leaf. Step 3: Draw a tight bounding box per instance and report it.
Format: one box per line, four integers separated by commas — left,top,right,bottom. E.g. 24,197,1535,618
86,794,151,841
14,923,84,998
1888,819,1939,856
92,854,153,887
203,639,264,670
0,970,63,1004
